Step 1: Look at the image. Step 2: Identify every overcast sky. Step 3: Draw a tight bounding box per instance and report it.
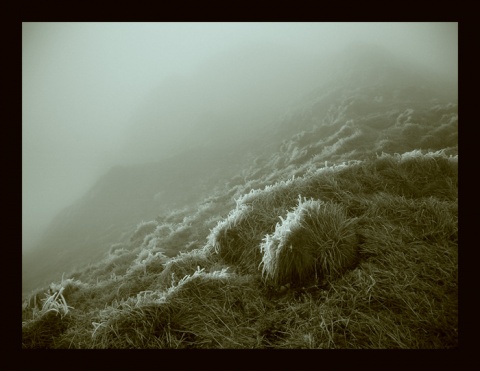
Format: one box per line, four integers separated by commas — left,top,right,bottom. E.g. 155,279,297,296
22,22,458,252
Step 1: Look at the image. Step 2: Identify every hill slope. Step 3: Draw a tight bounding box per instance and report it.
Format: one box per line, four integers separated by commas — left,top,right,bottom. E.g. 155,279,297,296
22,150,458,349
22,44,458,348
22,144,254,293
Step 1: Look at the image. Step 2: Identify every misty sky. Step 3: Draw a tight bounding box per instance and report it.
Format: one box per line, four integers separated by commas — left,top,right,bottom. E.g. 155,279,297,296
22,22,457,252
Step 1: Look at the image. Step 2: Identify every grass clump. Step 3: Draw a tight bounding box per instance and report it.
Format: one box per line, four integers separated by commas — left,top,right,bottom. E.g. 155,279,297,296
126,250,168,277
207,203,265,273
260,196,358,286
159,268,264,348
22,282,75,348
130,220,158,246
156,247,216,288
91,268,266,348
206,175,310,274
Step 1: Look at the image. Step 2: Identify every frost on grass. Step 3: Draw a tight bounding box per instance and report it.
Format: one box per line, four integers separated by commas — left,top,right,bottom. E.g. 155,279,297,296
260,196,358,286
130,220,158,246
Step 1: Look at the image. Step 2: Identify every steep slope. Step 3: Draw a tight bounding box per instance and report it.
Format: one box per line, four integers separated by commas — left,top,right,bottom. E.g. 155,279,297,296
22,144,253,293
22,44,458,348
22,151,458,349
22,43,457,297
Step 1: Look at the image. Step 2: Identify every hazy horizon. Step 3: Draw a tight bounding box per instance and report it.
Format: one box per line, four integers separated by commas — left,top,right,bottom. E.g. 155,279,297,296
22,22,457,253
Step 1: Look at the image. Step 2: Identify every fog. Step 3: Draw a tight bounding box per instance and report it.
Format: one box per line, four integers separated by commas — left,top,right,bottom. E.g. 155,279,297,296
22,22,457,252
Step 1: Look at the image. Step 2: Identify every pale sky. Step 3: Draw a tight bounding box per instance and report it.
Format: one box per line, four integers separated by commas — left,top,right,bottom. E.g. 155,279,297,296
22,22,457,252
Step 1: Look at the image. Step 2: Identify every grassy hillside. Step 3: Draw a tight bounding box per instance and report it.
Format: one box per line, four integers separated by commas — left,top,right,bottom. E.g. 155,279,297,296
21,46,458,348
22,43,457,296
21,145,256,294
22,144,457,348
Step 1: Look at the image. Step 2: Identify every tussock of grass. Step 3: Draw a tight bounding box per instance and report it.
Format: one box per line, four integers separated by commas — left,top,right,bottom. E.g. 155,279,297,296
260,196,358,286
126,243,168,277
22,280,77,348
102,250,138,277
156,247,217,288
91,301,178,349
49,277,89,304
260,197,358,284
207,203,266,273
91,269,266,348
159,269,265,348
126,251,168,277
108,242,129,255
130,220,158,246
